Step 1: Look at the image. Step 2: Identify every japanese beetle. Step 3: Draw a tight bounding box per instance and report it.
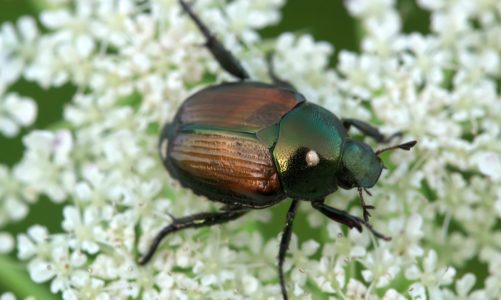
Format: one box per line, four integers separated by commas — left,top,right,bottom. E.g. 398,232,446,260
139,1,417,299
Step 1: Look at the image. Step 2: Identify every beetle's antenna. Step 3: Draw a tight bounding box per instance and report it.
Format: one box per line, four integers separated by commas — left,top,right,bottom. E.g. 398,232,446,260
375,140,417,156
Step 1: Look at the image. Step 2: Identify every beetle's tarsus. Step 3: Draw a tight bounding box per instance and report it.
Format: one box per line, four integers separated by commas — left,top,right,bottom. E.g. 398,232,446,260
362,221,392,241
363,205,374,222
363,207,372,222
358,187,374,222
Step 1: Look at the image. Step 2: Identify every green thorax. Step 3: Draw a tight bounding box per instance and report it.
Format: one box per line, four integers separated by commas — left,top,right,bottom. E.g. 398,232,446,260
271,102,346,199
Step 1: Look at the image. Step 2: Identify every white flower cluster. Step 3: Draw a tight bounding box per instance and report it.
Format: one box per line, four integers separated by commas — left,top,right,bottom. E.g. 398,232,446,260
0,0,500,299
0,17,38,137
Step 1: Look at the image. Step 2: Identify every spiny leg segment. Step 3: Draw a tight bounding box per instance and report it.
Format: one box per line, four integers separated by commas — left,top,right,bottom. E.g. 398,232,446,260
278,200,300,300
312,200,390,241
139,208,248,265
179,0,249,80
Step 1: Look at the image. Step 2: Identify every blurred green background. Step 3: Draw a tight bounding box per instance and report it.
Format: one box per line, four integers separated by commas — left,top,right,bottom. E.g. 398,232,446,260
0,0,429,298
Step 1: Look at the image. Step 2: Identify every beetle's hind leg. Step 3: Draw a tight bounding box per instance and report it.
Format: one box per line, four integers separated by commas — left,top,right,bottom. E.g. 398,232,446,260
266,52,296,91
139,207,248,265
342,118,402,144
311,200,391,241
278,200,300,300
179,0,249,80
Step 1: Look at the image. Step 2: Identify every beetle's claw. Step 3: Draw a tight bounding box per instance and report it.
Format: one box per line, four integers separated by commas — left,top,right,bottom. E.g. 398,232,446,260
362,221,391,241
372,229,392,241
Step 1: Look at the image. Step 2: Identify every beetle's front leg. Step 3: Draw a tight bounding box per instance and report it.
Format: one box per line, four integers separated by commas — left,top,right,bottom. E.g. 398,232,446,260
311,200,390,241
342,118,401,144
278,200,300,300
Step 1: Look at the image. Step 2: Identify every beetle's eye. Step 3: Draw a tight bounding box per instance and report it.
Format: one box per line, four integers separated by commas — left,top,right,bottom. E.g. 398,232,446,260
305,150,319,167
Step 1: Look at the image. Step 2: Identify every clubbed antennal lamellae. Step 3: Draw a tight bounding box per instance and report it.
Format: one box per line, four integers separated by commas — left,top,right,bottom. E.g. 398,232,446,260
375,140,417,156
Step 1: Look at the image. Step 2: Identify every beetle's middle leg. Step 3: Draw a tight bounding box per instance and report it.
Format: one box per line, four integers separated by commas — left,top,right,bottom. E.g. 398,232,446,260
179,0,249,80
139,208,248,265
311,200,391,241
342,118,402,144
278,200,300,300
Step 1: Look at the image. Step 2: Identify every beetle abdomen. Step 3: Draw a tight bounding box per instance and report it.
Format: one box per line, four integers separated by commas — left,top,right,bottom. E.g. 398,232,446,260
164,128,284,207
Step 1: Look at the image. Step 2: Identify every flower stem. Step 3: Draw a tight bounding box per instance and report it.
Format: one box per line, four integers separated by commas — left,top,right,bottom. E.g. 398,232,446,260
0,255,56,299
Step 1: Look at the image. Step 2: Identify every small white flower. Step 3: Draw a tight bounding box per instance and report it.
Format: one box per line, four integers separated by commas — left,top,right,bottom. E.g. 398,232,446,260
408,282,427,300
0,232,14,253
0,165,35,226
62,206,106,254
338,50,386,100
389,214,424,259
326,222,369,258
14,130,75,202
383,289,407,300
0,92,37,137
28,259,57,283
473,152,501,181
17,225,50,260
0,16,39,84
346,0,395,18
452,273,487,300
346,278,368,300
311,252,346,294
405,250,456,299
361,248,400,288
66,271,109,300
0,293,16,300
240,274,259,295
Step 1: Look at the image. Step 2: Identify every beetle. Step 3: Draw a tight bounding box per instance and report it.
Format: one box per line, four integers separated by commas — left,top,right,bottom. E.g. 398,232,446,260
139,1,417,299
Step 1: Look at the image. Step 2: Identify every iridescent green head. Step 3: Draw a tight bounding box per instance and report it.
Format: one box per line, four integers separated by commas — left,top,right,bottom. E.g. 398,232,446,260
337,139,418,190
338,140,384,189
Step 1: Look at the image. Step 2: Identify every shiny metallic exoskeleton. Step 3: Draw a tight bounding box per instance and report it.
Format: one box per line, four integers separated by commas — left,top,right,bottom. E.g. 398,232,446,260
139,1,416,299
